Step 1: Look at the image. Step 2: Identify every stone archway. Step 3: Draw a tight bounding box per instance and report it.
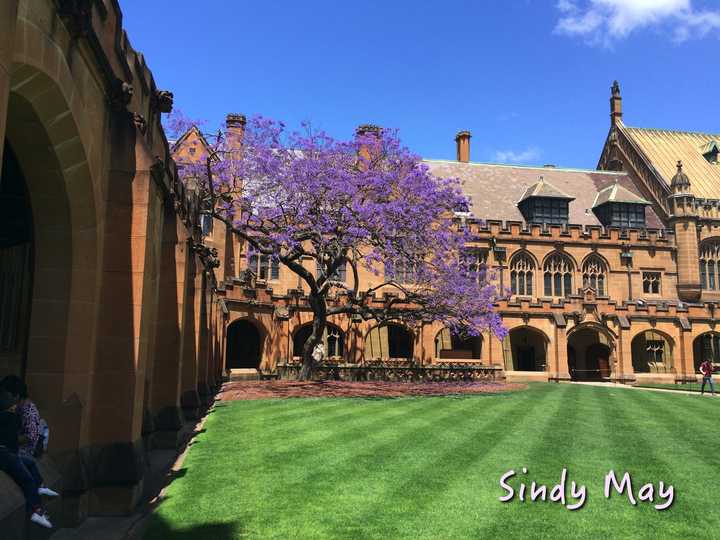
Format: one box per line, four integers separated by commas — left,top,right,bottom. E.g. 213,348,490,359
293,323,346,360
567,325,614,381
434,328,482,360
365,323,413,360
693,332,720,372
504,326,548,371
226,319,263,369
3,66,99,459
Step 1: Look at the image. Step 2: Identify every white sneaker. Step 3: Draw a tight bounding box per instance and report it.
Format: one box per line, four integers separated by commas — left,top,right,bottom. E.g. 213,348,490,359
30,512,53,528
38,487,60,497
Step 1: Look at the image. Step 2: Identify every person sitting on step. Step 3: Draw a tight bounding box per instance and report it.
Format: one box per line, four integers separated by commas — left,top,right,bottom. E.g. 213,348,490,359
0,390,56,529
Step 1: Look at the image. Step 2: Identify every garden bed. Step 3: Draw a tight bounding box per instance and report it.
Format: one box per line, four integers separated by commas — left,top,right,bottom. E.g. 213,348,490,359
218,380,524,400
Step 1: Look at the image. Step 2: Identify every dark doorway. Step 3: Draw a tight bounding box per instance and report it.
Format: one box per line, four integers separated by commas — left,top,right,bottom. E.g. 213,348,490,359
387,324,412,358
226,320,262,369
0,142,34,377
505,327,547,371
567,327,613,381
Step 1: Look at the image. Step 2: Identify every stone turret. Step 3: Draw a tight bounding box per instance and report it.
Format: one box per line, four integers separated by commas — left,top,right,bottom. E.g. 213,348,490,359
668,161,701,301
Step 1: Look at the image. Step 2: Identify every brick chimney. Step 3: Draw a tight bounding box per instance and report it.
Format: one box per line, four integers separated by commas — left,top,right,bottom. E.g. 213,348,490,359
455,131,471,163
225,113,246,150
610,81,622,126
356,124,382,166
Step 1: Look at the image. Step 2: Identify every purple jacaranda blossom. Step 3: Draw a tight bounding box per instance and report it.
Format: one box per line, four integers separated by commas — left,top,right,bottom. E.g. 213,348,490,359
166,112,506,379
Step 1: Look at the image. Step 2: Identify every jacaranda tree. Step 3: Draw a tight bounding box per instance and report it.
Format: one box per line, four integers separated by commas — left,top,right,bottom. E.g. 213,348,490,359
167,112,506,379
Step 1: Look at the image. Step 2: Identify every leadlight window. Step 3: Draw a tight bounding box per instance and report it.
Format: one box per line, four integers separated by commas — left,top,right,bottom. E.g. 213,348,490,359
700,240,720,290
519,198,569,226
462,249,488,284
316,260,347,283
543,253,574,297
386,259,417,284
594,203,645,228
646,340,665,365
582,256,607,296
701,333,720,363
248,253,279,281
642,272,661,294
510,252,534,296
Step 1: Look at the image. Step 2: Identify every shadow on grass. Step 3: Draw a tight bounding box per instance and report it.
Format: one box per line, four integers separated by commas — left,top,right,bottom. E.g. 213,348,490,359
143,513,242,540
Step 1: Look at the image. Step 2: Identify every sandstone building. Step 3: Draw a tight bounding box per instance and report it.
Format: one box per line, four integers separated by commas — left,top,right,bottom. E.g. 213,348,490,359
1,0,719,533
0,0,224,532
175,82,720,387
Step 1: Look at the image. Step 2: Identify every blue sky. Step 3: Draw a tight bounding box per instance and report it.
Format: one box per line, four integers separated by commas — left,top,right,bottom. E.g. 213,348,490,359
121,0,720,169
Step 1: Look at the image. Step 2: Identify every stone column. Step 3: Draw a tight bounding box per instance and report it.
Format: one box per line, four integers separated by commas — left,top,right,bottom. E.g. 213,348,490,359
553,325,570,380
0,0,18,173
678,327,696,382
197,270,213,406
179,249,200,420
148,210,187,449
87,116,154,516
615,327,635,383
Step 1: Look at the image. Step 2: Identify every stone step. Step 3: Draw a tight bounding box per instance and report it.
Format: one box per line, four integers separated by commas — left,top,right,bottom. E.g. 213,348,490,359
228,369,260,381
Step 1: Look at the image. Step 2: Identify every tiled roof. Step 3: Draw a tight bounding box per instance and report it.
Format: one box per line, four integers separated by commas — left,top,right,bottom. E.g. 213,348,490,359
593,182,650,207
518,177,574,202
424,160,663,228
621,123,720,200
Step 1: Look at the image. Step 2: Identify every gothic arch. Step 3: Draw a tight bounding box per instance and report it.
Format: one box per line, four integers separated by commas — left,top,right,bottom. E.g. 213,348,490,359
434,328,482,359
4,64,100,431
509,250,537,296
364,322,414,360
699,238,720,290
631,329,675,373
292,322,346,359
503,326,549,372
542,251,576,297
226,318,265,369
581,253,609,296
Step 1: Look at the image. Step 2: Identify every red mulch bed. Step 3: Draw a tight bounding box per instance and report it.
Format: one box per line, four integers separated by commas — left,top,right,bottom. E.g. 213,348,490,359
218,380,525,401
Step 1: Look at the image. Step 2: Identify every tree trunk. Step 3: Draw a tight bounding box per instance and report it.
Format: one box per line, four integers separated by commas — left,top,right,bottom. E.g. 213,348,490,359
298,293,327,380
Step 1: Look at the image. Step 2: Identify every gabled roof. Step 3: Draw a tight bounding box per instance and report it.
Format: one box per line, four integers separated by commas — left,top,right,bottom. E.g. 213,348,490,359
700,140,720,156
593,181,650,207
517,177,575,203
171,125,213,163
620,124,720,200
423,160,663,228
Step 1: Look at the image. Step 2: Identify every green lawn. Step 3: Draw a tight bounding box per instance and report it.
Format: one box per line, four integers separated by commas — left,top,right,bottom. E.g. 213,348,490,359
144,384,720,539
634,382,713,394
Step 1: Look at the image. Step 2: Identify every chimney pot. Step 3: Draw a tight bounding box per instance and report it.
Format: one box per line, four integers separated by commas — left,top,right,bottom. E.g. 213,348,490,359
610,81,622,126
226,113,247,128
356,124,382,137
225,113,246,150
455,131,471,163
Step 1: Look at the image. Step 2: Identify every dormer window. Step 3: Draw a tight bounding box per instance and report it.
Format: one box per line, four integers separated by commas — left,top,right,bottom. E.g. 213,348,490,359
517,177,574,226
702,141,720,164
592,181,649,228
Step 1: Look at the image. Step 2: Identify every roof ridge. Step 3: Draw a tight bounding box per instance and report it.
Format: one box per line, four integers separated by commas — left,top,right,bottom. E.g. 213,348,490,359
422,159,626,175
623,125,720,138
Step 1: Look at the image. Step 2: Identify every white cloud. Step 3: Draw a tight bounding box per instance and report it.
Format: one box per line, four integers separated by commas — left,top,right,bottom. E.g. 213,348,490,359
495,147,541,164
554,0,720,45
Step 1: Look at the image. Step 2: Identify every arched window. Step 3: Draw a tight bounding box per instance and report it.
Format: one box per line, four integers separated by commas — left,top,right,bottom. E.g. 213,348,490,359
632,330,673,373
434,328,482,359
510,252,534,296
293,324,346,360
543,252,574,297
365,323,413,359
582,255,607,296
700,239,720,290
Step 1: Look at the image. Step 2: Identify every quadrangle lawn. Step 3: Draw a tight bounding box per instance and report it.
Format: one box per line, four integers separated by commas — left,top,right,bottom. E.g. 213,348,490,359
144,383,720,539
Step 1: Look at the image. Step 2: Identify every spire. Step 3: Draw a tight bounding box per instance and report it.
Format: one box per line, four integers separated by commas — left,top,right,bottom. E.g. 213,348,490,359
671,160,691,193
610,80,622,126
